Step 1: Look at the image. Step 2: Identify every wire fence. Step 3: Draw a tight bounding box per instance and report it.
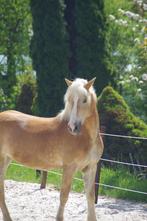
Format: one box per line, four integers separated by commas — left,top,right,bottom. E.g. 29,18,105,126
101,158,147,168
97,132,147,199
10,162,147,196
99,132,147,140
9,132,147,199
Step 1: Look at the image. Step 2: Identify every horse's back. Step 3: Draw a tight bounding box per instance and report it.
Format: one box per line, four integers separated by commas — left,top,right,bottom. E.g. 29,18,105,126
0,110,58,132
0,110,44,123
0,110,36,124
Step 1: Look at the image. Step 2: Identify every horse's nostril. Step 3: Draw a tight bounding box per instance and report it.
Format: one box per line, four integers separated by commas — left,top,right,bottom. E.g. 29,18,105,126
74,123,81,134
75,125,78,130
67,122,81,134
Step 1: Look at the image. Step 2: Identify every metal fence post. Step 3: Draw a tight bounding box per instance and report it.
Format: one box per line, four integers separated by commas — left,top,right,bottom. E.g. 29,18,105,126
95,160,101,204
40,171,48,189
95,125,105,204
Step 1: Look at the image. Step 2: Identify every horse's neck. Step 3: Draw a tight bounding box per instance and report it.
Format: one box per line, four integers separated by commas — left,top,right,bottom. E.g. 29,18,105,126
84,103,99,140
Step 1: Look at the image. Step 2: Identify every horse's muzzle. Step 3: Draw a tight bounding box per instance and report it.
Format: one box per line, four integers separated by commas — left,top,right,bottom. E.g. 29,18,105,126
68,122,81,135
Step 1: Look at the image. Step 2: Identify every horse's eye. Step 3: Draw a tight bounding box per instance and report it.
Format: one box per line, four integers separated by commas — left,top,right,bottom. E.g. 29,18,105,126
83,98,87,103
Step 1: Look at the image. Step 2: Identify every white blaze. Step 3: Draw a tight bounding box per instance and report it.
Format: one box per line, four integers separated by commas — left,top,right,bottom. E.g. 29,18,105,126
68,96,79,132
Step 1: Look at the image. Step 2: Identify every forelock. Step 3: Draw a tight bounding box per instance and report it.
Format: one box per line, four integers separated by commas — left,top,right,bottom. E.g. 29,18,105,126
64,78,97,103
73,78,88,86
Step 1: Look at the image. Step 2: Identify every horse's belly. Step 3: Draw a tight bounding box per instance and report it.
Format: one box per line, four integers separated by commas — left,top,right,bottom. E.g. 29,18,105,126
8,149,63,170
3,137,63,170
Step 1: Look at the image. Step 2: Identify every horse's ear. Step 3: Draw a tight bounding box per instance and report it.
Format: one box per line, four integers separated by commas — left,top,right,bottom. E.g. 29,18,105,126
84,77,96,90
65,78,73,87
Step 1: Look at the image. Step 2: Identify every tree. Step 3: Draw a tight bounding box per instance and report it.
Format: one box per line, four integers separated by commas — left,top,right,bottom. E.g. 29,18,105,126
0,0,31,96
64,0,77,78
105,0,147,122
30,0,69,117
65,0,112,94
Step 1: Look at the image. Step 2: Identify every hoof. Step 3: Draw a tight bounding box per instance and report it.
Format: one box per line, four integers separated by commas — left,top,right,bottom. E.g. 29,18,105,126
56,217,63,221
56,215,63,221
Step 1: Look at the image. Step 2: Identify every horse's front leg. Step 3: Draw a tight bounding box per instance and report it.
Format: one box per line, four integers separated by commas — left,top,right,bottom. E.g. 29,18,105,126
0,157,12,221
83,164,97,221
56,165,76,221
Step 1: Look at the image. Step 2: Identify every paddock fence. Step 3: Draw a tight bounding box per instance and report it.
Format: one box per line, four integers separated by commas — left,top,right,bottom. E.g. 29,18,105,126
10,132,147,204
95,132,147,203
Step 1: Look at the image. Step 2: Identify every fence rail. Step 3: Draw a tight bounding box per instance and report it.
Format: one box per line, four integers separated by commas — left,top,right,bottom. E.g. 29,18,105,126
100,132,147,140
46,170,147,195
101,158,147,168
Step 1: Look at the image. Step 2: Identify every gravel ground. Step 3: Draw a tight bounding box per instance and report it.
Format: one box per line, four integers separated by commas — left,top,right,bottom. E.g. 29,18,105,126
0,180,147,221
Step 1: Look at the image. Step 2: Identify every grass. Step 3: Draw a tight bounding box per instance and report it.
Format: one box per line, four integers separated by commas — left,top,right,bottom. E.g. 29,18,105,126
6,162,147,203
6,163,84,192
100,167,147,203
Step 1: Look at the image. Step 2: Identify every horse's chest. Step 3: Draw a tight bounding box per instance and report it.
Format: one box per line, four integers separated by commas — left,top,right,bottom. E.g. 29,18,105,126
77,144,99,170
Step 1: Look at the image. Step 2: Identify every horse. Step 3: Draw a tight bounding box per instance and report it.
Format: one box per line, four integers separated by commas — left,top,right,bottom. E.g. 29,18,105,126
0,77,104,221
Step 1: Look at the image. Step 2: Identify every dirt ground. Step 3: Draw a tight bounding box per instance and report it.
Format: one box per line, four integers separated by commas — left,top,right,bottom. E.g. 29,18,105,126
0,180,147,221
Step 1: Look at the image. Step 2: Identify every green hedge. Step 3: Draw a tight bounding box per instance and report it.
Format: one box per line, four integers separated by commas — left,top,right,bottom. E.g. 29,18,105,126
98,86,147,165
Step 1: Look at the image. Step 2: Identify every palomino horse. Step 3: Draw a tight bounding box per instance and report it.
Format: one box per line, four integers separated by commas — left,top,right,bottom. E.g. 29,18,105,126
0,78,104,221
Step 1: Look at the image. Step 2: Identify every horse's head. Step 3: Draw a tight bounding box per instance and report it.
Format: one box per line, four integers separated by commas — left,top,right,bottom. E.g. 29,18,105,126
64,77,97,135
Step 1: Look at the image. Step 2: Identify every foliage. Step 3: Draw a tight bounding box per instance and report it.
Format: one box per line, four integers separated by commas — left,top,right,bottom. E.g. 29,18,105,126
0,0,32,96
119,74,147,122
30,0,69,116
74,0,112,94
98,86,147,165
0,88,7,111
104,0,147,122
31,0,113,117
64,0,77,77
15,73,36,114
0,70,36,113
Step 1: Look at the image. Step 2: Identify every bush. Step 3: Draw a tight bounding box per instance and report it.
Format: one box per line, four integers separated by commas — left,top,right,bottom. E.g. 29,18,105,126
15,73,36,114
98,86,147,165
0,72,36,114
16,84,34,114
